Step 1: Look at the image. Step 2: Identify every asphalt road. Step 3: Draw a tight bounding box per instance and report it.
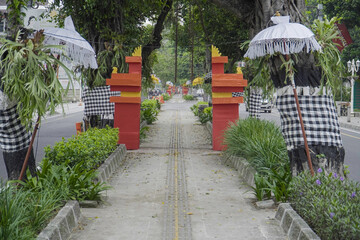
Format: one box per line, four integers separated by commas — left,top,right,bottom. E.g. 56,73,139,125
0,111,83,181
238,104,360,182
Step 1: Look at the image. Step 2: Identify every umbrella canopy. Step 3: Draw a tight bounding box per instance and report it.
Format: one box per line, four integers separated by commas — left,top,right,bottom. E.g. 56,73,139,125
43,16,98,69
244,16,321,59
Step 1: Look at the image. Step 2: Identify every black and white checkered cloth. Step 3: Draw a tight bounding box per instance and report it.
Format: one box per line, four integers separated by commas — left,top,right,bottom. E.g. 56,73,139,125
276,95,343,150
0,105,32,152
83,86,120,116
249,93,261,118
232,92,244,97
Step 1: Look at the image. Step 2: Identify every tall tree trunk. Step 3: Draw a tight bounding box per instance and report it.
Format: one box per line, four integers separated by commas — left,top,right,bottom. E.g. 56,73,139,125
210,0,345,176
142,0,173,81
2,1,37,181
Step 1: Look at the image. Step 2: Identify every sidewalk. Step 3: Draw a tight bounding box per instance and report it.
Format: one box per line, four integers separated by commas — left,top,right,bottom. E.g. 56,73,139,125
338,115,360,131
69,95,287,240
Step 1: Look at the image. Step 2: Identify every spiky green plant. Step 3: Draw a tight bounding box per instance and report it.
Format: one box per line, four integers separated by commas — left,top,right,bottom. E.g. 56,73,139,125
80,42,127,88
0,30,74,127
312,16,346,97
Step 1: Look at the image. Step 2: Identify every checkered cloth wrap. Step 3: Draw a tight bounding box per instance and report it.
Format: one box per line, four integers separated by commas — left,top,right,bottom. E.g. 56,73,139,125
276,95,343,150
249,93,261,118
0,105,32,152
232,92,244,97
83,86,120,116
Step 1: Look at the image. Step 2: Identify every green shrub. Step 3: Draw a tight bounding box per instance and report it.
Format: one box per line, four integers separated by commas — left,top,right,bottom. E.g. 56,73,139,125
0,127,118,239
141,99,160,124
43,126,118,170
198,106,212,124
183,94,195,101
0,184,37,240
289,169,360,239
140,126,150,140
190,101,208,116
223,118,291,201
223,118,288,170
162,93,171,101
20,159,110,202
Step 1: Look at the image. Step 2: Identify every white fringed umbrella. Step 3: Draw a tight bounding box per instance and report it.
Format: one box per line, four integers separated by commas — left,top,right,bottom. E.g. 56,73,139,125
245,16,321,59
245,15,322,176
43,16,98,69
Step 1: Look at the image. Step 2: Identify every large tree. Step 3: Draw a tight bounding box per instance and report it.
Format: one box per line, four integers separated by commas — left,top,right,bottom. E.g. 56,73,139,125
210,0,345,176
49,0,173,88
1,0,74,180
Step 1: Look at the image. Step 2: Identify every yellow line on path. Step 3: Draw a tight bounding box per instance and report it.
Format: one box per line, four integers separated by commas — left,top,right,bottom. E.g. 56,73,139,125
174,111,179,240
341,132,360,140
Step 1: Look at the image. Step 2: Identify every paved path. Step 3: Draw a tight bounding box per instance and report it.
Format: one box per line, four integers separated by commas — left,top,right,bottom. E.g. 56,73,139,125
69,95,287,240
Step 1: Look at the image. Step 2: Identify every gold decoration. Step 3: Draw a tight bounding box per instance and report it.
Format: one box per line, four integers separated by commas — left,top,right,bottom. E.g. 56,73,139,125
112,67,118,73
236,67,243,74
132,46,142,56
275,11,281,16
211,45,221,57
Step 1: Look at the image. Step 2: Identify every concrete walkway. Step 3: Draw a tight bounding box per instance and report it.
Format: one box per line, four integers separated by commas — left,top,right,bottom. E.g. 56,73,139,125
69,95,287,240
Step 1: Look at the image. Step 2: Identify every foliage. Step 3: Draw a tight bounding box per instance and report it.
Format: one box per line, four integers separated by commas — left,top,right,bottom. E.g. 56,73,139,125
251,173,272,201
311,16,346,96
183,94,195,101
202,83,212,96
190,101,208,116
44,126,119,170
80,43,128,88
223,118,289,170
5,0,28,39
48,0,172,88
320,0,360,65
0,31,74,127
190,102,211,124
259,165,292,202
289,169,360,239
19,158,110,202
162,93,171,101
141,99,160,124
223,118,291,201
0,127,119,239
198,106,212,124
0,183,37,240
140,126,150,140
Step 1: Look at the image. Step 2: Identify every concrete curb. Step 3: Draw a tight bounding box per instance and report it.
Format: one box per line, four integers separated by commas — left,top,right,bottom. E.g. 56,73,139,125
340,121,360,131
223,154,321,240
140,120,147,130
222,153,256,188
95,144,127,183
204,122,320,240
205,121,212,138
275,203,321,240
37,201,81,240
37,144,127,240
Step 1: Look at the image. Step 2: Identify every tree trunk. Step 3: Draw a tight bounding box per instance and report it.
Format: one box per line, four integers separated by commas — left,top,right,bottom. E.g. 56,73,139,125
212,0,345,176
3,147,36,180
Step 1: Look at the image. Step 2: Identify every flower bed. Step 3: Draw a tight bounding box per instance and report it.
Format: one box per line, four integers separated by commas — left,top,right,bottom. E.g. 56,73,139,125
206,117,360,239
0,127,123,240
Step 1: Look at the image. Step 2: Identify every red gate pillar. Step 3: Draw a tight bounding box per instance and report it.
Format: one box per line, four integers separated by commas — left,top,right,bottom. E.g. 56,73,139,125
106,47,142,150
211,46,247,150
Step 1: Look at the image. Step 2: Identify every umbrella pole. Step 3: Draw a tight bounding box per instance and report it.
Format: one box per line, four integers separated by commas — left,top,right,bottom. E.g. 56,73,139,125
18,115,40,181
290,76,315,176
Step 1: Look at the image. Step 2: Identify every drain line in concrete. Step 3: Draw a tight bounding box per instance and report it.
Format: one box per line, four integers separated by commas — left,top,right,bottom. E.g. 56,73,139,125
163,111,192,240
